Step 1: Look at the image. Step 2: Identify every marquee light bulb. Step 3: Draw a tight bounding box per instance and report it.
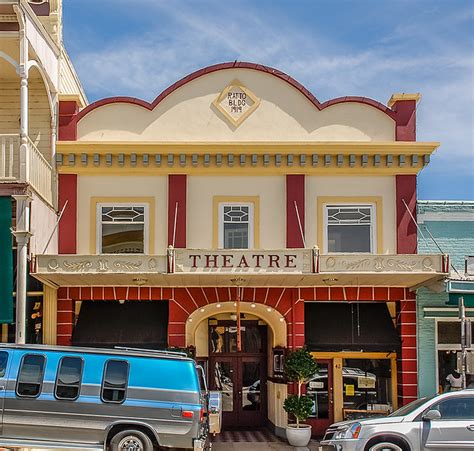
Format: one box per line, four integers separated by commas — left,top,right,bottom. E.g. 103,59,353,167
216,303,222,308
266,307,272,312
251,303,256,308
200,308,205,313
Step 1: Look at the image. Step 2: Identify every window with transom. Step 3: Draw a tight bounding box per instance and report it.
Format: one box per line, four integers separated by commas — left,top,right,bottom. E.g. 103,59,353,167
97,204,148,254
219,203,254,249
324,205,375,253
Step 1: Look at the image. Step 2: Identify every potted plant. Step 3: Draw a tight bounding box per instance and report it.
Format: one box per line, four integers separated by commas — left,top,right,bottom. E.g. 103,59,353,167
283,347,318,447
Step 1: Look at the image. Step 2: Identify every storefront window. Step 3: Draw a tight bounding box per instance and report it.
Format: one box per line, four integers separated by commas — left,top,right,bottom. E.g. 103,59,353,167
307,362,330,419
341,359,392,414
437,321,474,392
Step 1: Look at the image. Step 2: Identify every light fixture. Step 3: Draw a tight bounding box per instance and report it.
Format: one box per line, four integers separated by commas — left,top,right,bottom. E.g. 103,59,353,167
200,308,205,313
216,303,221,308
118,299,125,305
251,303,256,308
188,317,193,322
323,277,338,286
233,302,237,307
266,307,272,312
132,277,148,286
279,317,284,322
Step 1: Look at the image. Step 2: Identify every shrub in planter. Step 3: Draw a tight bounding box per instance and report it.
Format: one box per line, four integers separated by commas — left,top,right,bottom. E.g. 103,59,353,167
283,348,318,446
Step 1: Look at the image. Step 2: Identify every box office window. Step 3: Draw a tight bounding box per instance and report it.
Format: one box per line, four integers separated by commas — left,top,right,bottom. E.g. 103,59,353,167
97,204,147,254
102,360,129,403
55,356,84,400
219,203,254,249
16,354,46,398
325,205,375,253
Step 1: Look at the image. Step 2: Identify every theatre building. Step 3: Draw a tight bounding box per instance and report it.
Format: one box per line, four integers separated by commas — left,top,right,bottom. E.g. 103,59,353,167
33,63,448,436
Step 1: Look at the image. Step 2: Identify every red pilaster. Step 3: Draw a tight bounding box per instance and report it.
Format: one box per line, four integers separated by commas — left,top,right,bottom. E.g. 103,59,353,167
57,288,75,346
168,175,187,248
168,300,186,347
396,175,417,254
58,174,77,254
392,99,417,141
286,174,305,248
397,295,418,405
58,100,79,141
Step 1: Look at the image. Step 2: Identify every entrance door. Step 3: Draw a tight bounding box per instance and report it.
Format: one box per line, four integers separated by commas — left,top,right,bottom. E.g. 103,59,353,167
307,359,334,436
210,355,266,428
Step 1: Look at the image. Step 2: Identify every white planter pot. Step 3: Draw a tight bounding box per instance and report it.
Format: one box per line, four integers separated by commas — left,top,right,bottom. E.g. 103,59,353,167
285,424,312,447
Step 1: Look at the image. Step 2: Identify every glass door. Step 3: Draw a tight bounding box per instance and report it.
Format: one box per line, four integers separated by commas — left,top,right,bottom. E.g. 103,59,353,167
239,356,265,427
306,359,334,436
210,356,238,428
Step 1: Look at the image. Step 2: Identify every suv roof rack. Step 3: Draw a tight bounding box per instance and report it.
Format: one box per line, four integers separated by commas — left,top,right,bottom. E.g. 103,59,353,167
114,346,188,357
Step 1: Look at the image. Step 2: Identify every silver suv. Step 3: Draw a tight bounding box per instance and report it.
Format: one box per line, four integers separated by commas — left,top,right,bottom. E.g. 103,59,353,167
321,389,474,451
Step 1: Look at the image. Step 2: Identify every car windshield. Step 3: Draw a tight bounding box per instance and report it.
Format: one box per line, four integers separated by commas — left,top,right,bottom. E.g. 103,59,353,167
388,396,435,417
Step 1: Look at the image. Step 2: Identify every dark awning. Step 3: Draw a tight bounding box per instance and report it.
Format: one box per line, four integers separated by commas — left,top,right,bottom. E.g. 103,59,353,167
305,302,400,353
72,300,169,349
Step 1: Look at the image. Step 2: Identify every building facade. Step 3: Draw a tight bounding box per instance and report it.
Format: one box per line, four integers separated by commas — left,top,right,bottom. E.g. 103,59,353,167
31,63,448,436
0,0,86,343
417,201,474,398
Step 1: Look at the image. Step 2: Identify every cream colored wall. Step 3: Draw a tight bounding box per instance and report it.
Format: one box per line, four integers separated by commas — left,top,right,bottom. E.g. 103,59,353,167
306,175,396,253
268,381,288,430
30,191,58,256
76,175,167,254
187,176,285,249
77,69,395,142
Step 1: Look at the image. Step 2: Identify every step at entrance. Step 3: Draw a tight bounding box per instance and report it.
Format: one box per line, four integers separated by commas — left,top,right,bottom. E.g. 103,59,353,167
211,429,285,443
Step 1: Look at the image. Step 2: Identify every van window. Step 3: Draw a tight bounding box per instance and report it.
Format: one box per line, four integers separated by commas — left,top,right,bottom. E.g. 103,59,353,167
16,354,46,398
55,357,84,400
101,360,129,403
0,352,8,377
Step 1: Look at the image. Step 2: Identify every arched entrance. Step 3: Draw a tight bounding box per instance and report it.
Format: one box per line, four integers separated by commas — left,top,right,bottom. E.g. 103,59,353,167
186,302,287,429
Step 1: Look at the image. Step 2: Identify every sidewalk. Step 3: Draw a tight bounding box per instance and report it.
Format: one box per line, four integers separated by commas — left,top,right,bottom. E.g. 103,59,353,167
211,441,321,450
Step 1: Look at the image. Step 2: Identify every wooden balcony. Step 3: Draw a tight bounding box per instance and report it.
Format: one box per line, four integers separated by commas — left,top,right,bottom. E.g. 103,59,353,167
0,134,53,204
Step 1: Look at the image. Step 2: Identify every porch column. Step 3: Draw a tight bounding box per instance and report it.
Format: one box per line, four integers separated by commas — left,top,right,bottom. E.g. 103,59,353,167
12,195,31,344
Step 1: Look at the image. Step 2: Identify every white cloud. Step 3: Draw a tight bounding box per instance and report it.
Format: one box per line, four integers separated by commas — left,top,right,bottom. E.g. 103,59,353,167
67,0,473,195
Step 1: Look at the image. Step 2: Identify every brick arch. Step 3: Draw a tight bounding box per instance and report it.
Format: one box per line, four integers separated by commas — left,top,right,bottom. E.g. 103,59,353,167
169,287,304,349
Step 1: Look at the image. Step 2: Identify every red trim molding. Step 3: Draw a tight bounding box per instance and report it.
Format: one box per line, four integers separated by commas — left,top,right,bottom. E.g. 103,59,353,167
61,62,399,141
168,175,187,248
286,175,305,248
396,175,417,254
58,174,77,254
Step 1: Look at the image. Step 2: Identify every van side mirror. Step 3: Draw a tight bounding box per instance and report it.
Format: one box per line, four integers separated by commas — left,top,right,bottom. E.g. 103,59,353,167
423,409,441,421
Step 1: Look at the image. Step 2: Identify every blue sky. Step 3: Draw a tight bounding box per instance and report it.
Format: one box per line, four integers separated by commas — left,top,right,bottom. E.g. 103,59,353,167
63,0,473,200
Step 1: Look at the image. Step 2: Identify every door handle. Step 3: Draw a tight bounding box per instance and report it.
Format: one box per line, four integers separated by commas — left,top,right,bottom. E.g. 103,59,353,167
467,425,474,432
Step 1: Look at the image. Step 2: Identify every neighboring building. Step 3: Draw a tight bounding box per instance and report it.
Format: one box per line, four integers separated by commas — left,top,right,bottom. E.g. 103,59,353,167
0,0,86,343
30,61,449,436
417,201,474,398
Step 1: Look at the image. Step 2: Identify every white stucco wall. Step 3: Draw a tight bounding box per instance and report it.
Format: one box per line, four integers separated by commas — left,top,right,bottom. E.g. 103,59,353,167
77,69,395,142
76,175,167,254
30,192,57,256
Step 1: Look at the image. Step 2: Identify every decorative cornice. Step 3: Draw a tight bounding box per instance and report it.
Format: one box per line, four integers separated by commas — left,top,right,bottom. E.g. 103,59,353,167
55,141,438,175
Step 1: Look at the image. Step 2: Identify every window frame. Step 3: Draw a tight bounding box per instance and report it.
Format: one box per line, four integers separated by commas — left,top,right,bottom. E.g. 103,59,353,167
15,353,47,399
100,359,130,404
96,203,149,255
323,203,377,254
54,356,84,401
218,202,254,249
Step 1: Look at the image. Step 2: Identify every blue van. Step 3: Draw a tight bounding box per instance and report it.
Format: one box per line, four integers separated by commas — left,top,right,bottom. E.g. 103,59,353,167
0,344,209,450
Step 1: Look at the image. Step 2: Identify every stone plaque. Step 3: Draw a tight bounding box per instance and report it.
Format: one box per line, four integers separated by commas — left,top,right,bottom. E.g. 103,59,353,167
213,80,260,127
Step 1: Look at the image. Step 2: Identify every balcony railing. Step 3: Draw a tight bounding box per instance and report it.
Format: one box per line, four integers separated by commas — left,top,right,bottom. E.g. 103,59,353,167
0,134,53,205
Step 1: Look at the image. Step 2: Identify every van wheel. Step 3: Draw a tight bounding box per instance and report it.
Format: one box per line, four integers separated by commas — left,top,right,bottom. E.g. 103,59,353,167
110,429,154,451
